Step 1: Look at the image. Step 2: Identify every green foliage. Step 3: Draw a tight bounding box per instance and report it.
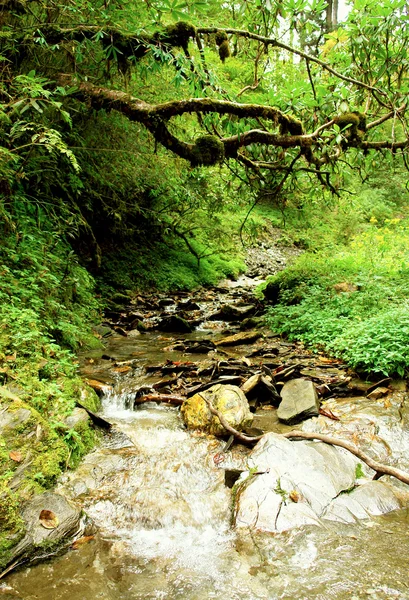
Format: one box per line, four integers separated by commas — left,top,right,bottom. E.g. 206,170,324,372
264,213,409,376
97,240,244,293
355,463,365,479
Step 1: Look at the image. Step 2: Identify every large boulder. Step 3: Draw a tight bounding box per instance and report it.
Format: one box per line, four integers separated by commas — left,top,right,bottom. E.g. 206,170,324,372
181,384,253,436
157,315,193,333
233,432,407,533
277,378,319,424
209,304,256,321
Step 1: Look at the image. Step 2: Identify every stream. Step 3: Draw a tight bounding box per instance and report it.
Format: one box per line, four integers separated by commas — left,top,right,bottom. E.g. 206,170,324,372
3,279,409,599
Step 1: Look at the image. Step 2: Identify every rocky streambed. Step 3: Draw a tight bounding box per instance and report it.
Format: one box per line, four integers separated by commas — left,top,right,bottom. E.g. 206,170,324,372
3,277,409,599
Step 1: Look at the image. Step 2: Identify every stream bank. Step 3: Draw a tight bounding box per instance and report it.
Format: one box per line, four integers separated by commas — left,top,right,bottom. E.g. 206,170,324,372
2,269,409,598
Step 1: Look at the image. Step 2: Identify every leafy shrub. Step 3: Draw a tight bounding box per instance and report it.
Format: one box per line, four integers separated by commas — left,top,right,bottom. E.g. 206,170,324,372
264,217,409,376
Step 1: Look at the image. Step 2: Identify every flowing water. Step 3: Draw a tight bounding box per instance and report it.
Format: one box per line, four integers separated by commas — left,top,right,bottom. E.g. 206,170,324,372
4,301,409,599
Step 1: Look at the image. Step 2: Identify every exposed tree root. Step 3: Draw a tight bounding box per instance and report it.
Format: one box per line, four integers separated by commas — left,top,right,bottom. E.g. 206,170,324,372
202,396,409,487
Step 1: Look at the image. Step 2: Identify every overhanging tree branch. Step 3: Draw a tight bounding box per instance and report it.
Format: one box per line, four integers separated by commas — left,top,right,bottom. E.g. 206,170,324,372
197,27,386,95
67,80,409,167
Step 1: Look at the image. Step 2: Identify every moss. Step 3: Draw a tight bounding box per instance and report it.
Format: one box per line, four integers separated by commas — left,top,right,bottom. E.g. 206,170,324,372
215,31,228,45
0,482,25,568
279,114,304,136
334,112,361,139
218,40,230,63
351,111,367,132
61,378,101,413
156,21,196,53
191,135,225,166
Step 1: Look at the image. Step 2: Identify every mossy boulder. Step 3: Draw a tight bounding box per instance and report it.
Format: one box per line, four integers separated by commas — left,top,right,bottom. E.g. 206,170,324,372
181,383,253,436
157,314,193,333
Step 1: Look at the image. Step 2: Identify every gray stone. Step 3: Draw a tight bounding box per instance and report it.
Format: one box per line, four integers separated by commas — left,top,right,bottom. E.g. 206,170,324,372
277,378,319,424
7,492,84,567
234,432,358,533
323,480,405,523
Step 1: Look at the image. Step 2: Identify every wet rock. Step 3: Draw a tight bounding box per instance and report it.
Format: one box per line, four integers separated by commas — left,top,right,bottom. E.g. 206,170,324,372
367,387,390,399
93,324,113,338
241,374,280,405
234,432,358,533
7,492,84,567
80,384,101,413
209,304,256,322
347,378,372,393
157,315,193,333
158,297,174,307
128,329,142,338
0,403,31,434
113,326,128,337
215,331,262,347
85,379,113,397
177,300,201,311
120,311,144,324
111,292,132,305
181,383,253,436
239,316,264,330
262,281,280,304
302,392,409,470
277,378,319,424
130,318,148,332
323,480,405,523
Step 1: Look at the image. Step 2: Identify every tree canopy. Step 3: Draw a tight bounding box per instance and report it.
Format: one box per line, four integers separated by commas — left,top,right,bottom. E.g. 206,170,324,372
1,0,409,205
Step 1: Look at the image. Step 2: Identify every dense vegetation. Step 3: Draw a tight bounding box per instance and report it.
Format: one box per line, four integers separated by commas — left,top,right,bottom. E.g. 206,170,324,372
1,0,409,567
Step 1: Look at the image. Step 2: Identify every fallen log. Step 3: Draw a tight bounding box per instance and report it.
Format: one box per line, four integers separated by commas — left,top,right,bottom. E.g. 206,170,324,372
134,394,185,406
202,397,409,487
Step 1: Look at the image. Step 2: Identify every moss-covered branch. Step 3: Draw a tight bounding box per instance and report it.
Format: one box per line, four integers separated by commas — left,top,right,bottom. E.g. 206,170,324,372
69,81,409,167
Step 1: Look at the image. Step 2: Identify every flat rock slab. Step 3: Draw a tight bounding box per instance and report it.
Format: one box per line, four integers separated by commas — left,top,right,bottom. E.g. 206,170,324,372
277,378,319,424
323,480,405,523
233,433,406,534
215,331,261,347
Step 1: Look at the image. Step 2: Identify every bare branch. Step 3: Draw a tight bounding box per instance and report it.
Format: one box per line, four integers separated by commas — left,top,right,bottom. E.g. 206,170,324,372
202,396,409,487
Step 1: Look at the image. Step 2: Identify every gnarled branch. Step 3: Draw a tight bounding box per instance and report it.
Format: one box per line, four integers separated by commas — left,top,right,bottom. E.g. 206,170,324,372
202,396,409,487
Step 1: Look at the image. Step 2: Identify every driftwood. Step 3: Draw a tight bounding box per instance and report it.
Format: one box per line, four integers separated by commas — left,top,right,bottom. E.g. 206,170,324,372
202,397,409,487
135,394,185,406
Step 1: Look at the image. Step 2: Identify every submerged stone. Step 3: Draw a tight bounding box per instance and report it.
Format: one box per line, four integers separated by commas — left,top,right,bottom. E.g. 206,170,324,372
181,383,253,436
